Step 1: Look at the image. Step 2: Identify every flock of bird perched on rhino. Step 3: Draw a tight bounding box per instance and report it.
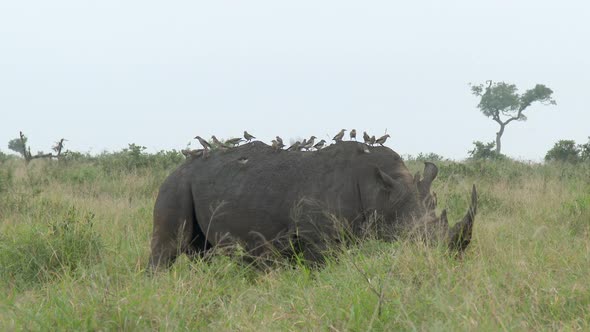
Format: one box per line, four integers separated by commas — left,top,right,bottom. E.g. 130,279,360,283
182,129,391,158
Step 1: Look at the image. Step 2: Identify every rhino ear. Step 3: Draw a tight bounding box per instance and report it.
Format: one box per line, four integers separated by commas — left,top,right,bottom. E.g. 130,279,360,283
375,167,396,188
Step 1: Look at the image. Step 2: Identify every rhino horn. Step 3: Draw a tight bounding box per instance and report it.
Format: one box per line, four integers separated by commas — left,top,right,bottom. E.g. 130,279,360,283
417,162,438,196
448,185,478,253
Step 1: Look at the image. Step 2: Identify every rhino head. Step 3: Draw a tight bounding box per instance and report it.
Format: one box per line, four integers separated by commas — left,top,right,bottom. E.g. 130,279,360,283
375,162,478,253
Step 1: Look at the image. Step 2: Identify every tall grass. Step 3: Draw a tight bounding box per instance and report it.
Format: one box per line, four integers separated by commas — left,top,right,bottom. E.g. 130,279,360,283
0,154,588,330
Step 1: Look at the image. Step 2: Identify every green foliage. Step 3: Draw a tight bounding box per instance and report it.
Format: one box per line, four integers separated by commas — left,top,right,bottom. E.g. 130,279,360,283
545,140,581,163
97,143,184,174
0,206,103,289
545,138,590,163
579,137,590,161
404,152,446,162
471,81,556,119
468,141,504,160
471,81,520,117
8,136,27,157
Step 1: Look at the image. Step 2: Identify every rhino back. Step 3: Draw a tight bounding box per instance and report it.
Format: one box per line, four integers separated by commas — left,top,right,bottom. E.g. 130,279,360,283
177,141,414,244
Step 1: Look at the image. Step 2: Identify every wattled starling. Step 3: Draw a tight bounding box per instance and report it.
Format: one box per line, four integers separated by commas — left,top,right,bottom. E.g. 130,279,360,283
211,135,229,149
375,134,391,146
313,139,326,150
332,129,346,142
369,135,376,146
244,131,256,142
194,136,212,150
302,136,316,151
350,129,357,141
276,136,284,146
225,137,243,147
363,131,371,144
287,141,301,151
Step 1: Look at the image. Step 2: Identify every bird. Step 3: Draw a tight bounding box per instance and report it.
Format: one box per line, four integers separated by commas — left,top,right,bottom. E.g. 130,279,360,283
211,135,229,149
332,129,346,142
375,134,391,146
302,136,317,151
194,136,212,150
363,131,371,144
237,156,249,164
287,141,301,151
369,135,376,146
225,137,243,147
350,129,357,141
244,131,256,142
275,137,285,150
271,139,279,151
313,139,326,150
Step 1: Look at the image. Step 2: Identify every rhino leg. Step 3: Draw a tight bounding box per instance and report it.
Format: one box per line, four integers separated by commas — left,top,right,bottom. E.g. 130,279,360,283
288,198,345,265
149,185,210,271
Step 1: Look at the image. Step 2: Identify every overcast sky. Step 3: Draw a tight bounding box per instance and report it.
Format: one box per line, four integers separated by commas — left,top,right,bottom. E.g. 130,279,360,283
1,1,588,160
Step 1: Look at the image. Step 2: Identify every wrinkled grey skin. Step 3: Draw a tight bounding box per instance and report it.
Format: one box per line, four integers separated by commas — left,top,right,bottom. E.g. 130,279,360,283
149,141,477,270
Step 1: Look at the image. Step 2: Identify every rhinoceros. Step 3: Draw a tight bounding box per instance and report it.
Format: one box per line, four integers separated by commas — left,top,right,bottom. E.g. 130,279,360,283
149,141,477,270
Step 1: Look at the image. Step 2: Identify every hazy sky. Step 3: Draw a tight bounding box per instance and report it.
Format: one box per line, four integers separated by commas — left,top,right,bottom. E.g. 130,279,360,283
1,1,588,160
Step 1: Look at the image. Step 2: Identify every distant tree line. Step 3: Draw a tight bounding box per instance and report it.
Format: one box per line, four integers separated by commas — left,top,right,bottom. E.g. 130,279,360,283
3,131,589,168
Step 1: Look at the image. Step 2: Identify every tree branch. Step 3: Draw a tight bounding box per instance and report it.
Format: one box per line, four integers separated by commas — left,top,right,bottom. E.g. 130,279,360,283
502,108,525,126
491,110,503,126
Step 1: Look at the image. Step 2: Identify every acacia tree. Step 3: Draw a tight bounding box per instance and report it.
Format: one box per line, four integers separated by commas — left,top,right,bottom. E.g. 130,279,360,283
471,81,556,154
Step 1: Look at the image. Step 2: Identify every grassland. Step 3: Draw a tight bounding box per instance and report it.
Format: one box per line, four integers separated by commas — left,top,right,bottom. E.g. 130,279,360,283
0,151,589,331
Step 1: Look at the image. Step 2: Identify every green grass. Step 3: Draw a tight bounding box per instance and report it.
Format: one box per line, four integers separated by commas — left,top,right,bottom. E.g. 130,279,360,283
0,156,589,330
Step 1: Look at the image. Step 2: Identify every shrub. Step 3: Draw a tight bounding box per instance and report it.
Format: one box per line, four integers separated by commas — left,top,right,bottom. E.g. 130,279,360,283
545,140,580,163
468,141,505,160
97,144,184,174
419,152,445,162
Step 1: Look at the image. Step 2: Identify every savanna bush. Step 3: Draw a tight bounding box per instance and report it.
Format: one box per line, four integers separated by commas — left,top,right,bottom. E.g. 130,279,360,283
97,144,184,174
468,141,505,160
403,152,446,162
545,137,590,163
